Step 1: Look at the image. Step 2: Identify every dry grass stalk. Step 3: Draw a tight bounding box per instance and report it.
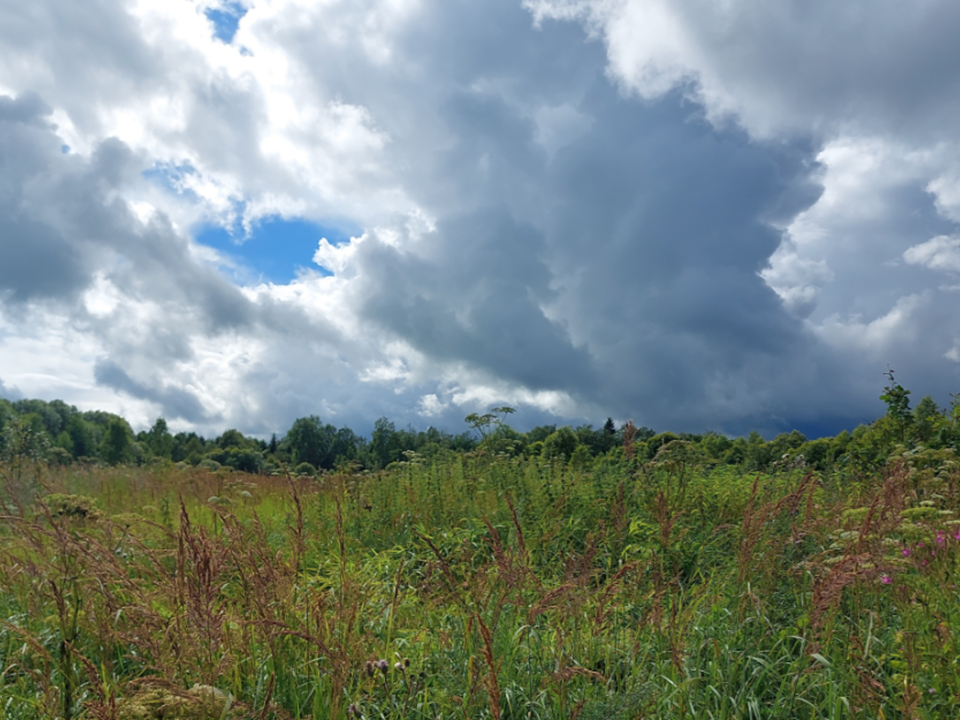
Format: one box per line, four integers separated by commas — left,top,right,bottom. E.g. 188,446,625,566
475,614,502,720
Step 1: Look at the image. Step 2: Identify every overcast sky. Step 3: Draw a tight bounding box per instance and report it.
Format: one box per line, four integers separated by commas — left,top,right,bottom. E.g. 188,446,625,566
1,0,960,438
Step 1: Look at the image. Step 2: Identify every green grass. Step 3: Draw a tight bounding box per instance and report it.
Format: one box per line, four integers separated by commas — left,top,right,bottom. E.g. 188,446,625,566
1,452,958,719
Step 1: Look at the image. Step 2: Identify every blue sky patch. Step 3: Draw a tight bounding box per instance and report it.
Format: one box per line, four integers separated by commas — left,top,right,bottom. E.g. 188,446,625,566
205,1,247,44
195,216,358,284
143,162,201,201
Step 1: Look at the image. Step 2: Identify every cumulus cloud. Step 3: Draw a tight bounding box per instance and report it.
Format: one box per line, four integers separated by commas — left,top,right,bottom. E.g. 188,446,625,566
1,0,960,437
904,235,960,274
528,0,960,412
525,0,960,141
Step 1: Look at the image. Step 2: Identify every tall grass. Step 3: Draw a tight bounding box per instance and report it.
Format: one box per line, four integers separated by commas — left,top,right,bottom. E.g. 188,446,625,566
1,449,958,718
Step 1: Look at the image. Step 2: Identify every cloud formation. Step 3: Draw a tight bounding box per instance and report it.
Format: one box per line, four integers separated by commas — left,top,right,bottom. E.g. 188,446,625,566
1,0,959,437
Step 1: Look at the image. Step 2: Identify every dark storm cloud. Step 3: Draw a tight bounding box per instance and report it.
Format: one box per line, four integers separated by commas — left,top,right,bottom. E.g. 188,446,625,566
308,0,830,431
6,0,959,436
0,94,92,303
357,207,597,392
0,214,88,303
94,359,216,424
0,91,257,331
536,86,824,424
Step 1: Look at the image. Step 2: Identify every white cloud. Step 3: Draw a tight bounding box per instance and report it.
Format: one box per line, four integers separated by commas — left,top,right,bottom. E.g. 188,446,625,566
904,235,960,274
817,294,928,353
946,342,960,364
417,393,445,417
3,0,960,439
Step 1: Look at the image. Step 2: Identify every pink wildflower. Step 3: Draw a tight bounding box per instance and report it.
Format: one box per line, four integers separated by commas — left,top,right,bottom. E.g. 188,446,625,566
902,548,911,557
937,531,946,546
881,575,893,585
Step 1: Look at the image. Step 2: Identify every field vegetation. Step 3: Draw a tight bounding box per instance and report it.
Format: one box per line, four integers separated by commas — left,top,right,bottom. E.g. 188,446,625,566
2,377,960,718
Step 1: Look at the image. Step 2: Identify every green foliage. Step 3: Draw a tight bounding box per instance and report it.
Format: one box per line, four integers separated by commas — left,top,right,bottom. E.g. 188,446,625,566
206,446,265,473
284,416,328,467
1,413,960,720
526,424,557,444
5,376,960,718
700,430,733,461
143,417,175,459
912,395,941,445
172,431,207,464
294,461,317,476
880,368,913,443
569,443,593,470
540,426,578,462
642,432,678,461
101,417,135,465
65,414,99,459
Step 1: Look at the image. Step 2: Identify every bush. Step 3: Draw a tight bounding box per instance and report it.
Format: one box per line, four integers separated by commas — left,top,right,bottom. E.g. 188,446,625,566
294,461,317,477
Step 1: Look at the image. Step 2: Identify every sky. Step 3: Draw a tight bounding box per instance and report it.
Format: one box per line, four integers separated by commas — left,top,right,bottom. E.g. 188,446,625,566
1,0,960,439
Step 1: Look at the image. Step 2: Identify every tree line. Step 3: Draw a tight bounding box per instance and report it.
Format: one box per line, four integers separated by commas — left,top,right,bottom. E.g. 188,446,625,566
1,372,958,476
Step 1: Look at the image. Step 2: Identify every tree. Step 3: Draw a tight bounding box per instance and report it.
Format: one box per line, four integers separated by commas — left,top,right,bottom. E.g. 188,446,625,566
880,368,912,443
170,432,205,463
370,417,398,468
145,418,174,459
768,430,807,461
744,431,773,471
12,399,67,438
912,395,941,445
65,416,99,459
700,431,732,461
526,425,557,444
101,418,134,465
331,427,362,466
217,428,249,450
541,427,578,463
283,416,334,469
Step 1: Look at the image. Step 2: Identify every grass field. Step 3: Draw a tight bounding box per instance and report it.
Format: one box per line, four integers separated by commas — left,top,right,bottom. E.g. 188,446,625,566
2,446,959,719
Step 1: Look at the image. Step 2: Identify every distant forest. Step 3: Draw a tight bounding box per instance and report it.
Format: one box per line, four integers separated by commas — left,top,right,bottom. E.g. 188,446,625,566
1,375,956,477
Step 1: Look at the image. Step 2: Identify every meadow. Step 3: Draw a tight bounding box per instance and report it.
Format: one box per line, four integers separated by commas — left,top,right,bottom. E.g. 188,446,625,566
2,432,959,720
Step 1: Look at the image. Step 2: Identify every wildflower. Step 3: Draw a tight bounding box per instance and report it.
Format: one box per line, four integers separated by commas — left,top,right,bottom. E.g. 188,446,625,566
954,531,960,541
394,661,404,672
902,548,911,557
364,661,375,677
377,659,389,675
881,575,893,585
937,531,946,546
347,704,359,716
